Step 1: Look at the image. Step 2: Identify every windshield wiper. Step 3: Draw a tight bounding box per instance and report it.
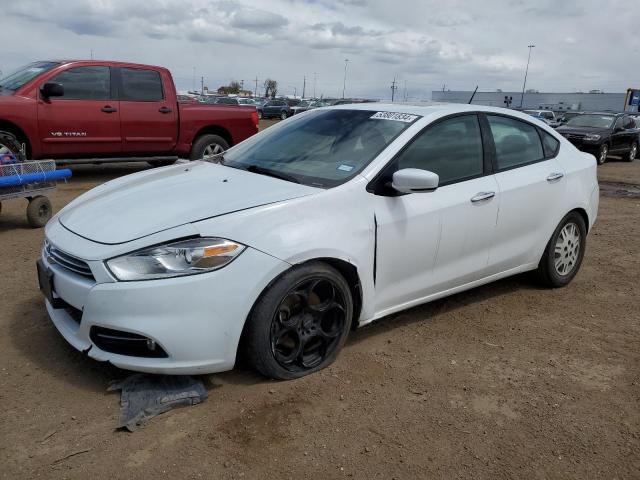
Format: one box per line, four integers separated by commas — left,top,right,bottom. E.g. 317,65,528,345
246,164,300,184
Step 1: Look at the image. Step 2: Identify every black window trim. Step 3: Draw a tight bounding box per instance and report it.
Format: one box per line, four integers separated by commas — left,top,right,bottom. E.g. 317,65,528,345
114,66,165,102
480,112,553,174
41,65,113,101
367,111,492,195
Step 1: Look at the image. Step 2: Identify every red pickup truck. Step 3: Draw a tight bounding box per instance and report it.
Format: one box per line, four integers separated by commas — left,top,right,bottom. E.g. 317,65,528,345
0,60,259,165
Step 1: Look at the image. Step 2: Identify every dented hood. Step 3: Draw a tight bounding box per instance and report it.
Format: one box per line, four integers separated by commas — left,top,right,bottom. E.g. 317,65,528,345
59,161,318,244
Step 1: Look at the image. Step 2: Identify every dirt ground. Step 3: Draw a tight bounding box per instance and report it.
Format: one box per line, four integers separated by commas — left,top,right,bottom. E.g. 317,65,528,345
0,140,639,479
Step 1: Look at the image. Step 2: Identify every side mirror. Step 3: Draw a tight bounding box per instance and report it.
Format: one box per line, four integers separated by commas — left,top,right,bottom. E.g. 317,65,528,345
391,168,439,194
40,82,64,98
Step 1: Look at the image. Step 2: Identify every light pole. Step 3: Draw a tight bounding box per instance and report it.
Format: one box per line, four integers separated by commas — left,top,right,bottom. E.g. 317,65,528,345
519,44,535,109
342,59,349,99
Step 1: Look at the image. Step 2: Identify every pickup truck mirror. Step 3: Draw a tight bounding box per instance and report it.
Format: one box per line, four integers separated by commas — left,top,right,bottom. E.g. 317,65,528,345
40,82,64,99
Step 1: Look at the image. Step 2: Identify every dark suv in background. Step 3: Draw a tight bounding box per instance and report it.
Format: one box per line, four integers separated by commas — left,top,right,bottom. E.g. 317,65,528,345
556,112,639,164
257,99,291,120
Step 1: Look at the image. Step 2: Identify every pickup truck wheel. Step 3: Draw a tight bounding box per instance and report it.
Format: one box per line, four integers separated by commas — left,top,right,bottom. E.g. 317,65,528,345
190,134,229,161
627,142,637,162
597,144,608,165
0,132,26,161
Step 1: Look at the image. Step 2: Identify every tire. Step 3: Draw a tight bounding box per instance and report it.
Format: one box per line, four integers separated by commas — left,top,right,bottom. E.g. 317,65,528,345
627,142,637,162
597,144,608,165
536,211,587,288
257,110,263,120
243,262,353,380
0,132,26,161
26,195,52,228
189,134,229,161
280,110,288,120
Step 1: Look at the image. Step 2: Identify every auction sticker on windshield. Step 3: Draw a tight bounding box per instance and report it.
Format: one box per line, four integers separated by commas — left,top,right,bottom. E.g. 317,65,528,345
370,112,419,123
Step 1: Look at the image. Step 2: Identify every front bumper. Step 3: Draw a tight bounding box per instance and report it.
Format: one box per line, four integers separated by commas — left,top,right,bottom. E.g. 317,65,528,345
41,240,289,375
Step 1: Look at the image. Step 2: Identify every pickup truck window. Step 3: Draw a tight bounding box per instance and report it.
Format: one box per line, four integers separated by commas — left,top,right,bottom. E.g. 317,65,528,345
49,66,111,100
0,61,60,91
120,68,164,102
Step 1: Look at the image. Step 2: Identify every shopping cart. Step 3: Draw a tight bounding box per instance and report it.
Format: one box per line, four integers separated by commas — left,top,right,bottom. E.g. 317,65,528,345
0,157,72,228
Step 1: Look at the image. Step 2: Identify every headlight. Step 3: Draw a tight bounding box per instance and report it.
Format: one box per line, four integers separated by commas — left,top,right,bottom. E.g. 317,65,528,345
585,134,601,141
106,237,245,281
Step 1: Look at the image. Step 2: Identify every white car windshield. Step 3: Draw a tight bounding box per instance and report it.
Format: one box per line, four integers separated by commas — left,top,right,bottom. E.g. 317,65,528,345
222,109,419,188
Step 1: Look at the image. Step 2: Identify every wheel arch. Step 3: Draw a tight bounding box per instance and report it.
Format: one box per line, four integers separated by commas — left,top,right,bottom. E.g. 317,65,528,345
570,207,590,234
191,125,233,150
0,120,31,157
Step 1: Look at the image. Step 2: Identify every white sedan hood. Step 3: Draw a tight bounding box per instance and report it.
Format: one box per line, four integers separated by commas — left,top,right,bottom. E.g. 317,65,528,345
59,162,319,244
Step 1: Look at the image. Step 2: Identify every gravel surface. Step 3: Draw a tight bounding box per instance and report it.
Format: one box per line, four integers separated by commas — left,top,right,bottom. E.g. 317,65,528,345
0,143,638,479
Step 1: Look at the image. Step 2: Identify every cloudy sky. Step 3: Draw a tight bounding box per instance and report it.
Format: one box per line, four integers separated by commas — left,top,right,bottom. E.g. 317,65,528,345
1,0,638,99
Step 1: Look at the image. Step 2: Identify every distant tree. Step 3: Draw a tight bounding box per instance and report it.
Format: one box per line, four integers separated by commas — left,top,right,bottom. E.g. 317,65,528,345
228,80,241,94
264,79,278,98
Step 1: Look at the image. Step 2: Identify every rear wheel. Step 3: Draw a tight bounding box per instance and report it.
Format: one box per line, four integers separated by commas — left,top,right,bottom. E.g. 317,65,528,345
244,262,352,380
536,211,587,288
627,142,637,162
597,144,608,165
280,110,288,120
189,134,229,161
0,132,26,161
26,196,52,228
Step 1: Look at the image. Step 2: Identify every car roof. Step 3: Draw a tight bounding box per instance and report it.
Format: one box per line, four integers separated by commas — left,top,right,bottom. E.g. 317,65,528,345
330,102,544,118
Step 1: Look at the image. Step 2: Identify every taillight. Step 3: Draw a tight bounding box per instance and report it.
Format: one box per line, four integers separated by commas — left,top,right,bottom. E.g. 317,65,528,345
251,110,259,128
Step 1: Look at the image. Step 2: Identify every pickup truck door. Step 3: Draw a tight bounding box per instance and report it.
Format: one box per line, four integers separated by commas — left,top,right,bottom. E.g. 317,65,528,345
37,65,122,158
117,67,178,155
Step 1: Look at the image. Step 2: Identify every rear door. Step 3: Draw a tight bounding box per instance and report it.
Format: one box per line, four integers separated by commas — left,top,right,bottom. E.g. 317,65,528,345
117,67,177,155
37,65,122,157
483,114,567,273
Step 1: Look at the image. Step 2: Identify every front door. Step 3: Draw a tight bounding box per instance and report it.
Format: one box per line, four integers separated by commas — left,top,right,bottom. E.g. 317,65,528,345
117,67,178,155
373,114,499,314
37,65,122,158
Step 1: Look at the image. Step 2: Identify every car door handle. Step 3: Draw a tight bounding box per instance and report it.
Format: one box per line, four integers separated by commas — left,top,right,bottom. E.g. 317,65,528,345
101,105,117,113
470,191,496,202
547,172,564,182
159,106,172,114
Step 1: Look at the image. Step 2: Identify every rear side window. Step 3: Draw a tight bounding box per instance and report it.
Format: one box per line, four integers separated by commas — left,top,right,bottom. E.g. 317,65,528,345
49,66,110,100
395,114,484,185
120,68,163,101
540,130,560,158
487,115,544,169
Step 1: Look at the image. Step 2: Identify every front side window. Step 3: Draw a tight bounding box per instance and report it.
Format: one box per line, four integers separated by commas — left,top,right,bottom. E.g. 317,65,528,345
0,61,60,91
120,68,163,101
393,115,484,185
487,115,544,169
48,66,110,100
223,109,417,187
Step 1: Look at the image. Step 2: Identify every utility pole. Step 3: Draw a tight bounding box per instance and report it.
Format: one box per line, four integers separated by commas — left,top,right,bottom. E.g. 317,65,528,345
403,80,407,101
342,59,349,99
90,49,94,60
254,76,258,97
192,67,196,91
201,76,204,95
519,44,535,109
240,79,244,91
313,72,318,98
391,77,398,102
302,76,306,99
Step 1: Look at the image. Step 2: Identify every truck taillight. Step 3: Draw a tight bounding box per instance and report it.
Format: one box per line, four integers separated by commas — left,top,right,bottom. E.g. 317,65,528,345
251,110,259,128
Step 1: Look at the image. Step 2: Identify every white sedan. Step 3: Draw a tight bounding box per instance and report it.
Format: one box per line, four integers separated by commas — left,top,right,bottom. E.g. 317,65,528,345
38,104,599,379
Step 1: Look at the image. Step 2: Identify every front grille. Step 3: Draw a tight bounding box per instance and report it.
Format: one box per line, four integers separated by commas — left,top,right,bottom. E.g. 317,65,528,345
45,242,94,279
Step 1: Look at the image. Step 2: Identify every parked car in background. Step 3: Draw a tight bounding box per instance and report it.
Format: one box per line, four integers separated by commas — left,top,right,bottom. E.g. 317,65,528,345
524,110,561,128
291,99,329,115
177,94,199,103
557,111,583,125
556,112,638,164
39,104,598,379
0,61,259,165
257,99,291,120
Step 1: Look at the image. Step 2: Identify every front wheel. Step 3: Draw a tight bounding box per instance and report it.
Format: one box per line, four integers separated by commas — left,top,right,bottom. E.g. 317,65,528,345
536,211,587,288
243,262,353,380
189,134,229,161
597,144,608,165
627,142,637,162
